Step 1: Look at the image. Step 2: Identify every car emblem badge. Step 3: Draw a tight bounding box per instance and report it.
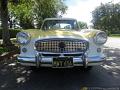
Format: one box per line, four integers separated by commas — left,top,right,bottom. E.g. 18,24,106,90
58,42,66,49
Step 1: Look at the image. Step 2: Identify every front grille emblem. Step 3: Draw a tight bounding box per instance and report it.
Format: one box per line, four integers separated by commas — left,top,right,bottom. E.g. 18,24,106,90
58,42,66,49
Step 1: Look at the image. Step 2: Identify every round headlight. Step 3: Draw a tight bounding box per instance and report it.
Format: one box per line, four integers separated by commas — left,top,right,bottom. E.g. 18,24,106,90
94,32,107,45
16,32,31,45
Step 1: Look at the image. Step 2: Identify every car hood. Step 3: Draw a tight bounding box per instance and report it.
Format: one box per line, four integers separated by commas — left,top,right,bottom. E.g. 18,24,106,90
24,29,101,39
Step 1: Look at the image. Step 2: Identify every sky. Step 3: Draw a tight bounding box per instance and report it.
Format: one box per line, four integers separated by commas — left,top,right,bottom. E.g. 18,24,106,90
63,0,120,26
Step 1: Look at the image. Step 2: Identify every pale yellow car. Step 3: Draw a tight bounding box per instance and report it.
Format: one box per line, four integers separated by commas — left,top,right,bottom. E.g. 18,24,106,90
16,18,107,70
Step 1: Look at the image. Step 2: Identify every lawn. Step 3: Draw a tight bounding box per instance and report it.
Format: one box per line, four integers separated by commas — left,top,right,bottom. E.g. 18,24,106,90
109,34,120,37
0,47,8,55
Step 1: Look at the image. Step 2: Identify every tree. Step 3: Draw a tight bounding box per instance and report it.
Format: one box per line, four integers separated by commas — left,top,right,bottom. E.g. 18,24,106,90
78,21,88,29
33,0,67,28
8,0,34,29
0,0,20,46
8,0,67,29
92,3,120,34
0,0,66,46
0,0,12,46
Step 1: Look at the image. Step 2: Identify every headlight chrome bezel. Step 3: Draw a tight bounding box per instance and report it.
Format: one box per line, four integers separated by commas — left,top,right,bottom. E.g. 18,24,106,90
16,32,31,45
93,32,107,45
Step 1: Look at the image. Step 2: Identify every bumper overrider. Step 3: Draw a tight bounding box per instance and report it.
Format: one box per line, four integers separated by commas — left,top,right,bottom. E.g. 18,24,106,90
17,53,106,68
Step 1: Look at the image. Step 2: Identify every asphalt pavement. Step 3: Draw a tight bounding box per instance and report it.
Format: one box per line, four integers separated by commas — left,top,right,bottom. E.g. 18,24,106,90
105,37,120,49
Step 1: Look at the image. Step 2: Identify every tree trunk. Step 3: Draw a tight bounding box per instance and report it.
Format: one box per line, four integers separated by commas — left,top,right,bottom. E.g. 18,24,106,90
0,0,12,46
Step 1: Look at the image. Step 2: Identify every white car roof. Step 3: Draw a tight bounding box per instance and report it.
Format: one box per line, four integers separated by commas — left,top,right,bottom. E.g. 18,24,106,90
44,18,77,21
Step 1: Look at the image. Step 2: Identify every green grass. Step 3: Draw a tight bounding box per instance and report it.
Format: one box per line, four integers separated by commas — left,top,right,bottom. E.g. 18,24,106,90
109,34,120,37
0,47,8,55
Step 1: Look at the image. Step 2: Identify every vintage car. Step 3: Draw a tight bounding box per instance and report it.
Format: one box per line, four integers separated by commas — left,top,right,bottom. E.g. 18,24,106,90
16,18,107,70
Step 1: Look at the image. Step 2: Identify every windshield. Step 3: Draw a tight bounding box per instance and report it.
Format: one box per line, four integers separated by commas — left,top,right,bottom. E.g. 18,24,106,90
41,19,79,30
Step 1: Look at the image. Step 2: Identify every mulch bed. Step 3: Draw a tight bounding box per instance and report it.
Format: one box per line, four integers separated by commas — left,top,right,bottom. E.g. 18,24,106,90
0,51,18,62
0,47,19,62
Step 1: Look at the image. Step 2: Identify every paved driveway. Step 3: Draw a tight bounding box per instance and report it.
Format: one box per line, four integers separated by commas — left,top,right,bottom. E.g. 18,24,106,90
105,37,120,49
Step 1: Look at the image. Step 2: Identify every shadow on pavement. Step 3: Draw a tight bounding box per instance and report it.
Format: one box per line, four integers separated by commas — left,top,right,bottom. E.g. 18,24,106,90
0,47,120,90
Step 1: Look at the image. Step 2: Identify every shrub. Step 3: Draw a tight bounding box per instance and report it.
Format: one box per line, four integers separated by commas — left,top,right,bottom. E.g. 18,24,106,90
0,29,21,39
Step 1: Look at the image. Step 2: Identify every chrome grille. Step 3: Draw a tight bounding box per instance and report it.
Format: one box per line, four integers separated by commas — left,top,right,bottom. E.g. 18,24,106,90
35,39,88,53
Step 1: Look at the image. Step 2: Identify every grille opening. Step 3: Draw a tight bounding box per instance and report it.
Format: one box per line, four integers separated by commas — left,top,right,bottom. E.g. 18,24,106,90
35,38,88,53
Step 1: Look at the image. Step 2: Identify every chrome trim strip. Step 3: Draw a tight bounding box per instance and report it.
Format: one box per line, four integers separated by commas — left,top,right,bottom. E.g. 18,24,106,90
36,38,86,41
37,52,84,54
18,57,35,62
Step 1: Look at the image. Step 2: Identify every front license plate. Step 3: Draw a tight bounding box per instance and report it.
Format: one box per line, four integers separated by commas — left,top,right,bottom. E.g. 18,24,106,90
53,57,73,67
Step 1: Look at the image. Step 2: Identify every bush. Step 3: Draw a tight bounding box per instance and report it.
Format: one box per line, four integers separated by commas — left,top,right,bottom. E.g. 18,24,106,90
0,29,21,39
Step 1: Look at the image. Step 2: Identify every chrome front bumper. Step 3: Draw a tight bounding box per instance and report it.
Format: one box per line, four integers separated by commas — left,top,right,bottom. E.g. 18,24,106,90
17,54,106,68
